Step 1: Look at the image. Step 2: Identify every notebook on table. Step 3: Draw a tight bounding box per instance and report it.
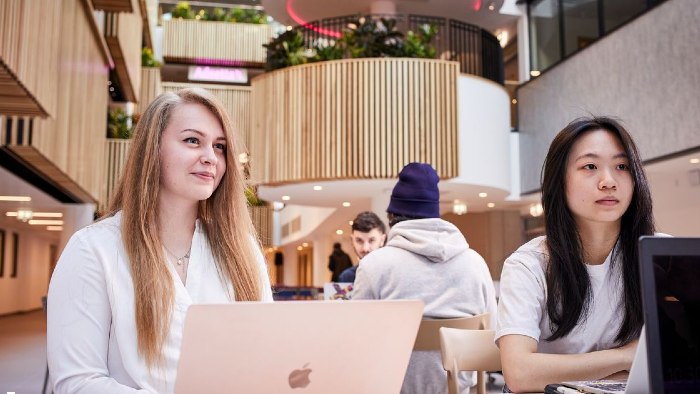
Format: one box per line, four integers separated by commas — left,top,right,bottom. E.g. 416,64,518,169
174,299,424,393
545,236,700,394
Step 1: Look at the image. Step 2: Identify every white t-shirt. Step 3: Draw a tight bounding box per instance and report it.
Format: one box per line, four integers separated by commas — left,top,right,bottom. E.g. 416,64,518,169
47,212,273,393
495,236,624,354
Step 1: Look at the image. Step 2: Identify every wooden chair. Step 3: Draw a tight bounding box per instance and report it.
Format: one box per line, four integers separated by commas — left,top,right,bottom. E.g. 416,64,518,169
439,328,501,394
413,313,489,351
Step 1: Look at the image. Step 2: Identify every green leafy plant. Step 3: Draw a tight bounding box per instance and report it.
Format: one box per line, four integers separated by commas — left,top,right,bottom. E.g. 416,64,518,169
141,47,161,67
209,7,229,22
171,1,194,19
402,24,438,58
263,30,308,71
245,187,267,206
229,7,267,24
312,40,344,62
107,108,132,139
341,17,404,58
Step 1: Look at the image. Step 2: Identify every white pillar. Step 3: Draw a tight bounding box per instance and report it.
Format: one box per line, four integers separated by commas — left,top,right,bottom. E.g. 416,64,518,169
517,5,531,82
370,188,392,229
59,203,95,254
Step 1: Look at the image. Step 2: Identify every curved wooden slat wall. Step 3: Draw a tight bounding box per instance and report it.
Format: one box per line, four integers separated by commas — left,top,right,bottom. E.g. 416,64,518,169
162,82,252,149
249,205,273,248
249,58,458,185
162,20,273,66
0,0,61,117
101,138,131,211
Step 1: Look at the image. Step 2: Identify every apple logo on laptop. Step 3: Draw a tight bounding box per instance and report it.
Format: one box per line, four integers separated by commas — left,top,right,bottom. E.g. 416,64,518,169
288,363,312,389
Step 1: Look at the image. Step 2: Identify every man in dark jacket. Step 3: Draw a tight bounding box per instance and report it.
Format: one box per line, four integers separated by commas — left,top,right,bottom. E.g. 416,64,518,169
327,242,352,282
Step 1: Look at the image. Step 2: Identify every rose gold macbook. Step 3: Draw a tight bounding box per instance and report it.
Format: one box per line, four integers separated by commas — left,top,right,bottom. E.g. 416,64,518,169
174,300,424,393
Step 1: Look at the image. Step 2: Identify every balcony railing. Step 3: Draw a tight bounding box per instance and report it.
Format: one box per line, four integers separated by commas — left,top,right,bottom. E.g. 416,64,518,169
293,14,504,84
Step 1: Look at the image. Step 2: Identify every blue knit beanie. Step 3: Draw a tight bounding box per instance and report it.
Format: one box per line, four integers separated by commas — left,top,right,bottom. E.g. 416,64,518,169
387,162,440,218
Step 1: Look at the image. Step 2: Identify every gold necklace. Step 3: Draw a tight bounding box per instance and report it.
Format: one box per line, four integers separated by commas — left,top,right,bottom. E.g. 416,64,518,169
164,245,191,266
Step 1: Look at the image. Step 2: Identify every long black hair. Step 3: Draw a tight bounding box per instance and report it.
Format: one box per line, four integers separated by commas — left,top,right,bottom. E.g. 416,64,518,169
541,116,655,344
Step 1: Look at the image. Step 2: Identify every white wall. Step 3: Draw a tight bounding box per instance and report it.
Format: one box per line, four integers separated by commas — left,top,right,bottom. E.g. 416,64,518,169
0,224,59,315
451,74,512,191
649,168,700,237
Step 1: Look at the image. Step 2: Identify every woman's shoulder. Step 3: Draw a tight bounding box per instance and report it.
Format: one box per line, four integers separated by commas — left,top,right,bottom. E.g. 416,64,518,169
504,236,549,272
70,211,123,245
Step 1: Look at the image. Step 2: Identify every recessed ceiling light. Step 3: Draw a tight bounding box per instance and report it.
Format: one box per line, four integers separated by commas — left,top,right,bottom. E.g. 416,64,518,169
342,202,350,207
349,220,353,225
302,242,309,247
336,229,344,235
511,99,517,104
6,211,63,218
47,226,63,231
313,185,323,191
28,219,64,226
297,246,303,251
530,70,541,77
487,203,495,208
690,158,700,164
478,192,488,198
0,196,31,202
282,195,290,201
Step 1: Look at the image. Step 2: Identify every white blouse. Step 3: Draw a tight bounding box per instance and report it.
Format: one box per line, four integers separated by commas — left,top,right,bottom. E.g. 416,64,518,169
47,212,273,393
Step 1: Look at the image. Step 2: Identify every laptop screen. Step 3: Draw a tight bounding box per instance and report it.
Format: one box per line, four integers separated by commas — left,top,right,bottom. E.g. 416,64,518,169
639,237,700,394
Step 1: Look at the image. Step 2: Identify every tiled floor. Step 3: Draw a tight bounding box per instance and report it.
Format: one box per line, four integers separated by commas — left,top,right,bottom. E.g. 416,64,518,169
0,310,48,394
0,310,504,394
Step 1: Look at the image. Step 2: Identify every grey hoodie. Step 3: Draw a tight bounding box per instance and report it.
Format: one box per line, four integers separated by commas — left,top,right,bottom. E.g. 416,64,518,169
354,218,497,394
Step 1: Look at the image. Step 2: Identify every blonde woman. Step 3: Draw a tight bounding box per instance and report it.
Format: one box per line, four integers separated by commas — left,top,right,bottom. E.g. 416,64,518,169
47,88,273,393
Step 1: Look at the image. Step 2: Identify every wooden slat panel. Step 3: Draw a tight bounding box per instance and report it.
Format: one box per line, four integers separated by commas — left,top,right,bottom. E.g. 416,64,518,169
0,0,60,117
91,0,133,12
100,138,131,211
162,82,252,150
104,8,142,103
162,20,274,66
28,0,110,204
249,205,273,248
249,58,459,185
135,67,162,114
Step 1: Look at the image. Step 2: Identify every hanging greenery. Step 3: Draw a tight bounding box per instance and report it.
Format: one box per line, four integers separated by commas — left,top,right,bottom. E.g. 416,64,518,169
141,48,161,68
169,1,268,24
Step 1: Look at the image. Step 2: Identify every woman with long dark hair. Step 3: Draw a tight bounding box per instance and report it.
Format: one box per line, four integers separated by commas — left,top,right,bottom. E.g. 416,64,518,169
496,116,655,393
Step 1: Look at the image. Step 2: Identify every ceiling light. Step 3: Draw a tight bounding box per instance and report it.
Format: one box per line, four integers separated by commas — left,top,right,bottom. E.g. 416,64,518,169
282,195,290,201
511,99,517,104
313,185,323,191
16,208,33,222
28,219,64,226
0,196,31,202
349,221,353,225
488,2,495,11
302,242,309,247
7,211,63,218
342,202,351,207
478,192,488,198
297,246,303,251
453,200,467,215
529,203,544,217
690,158,700,164
487,203,495,208
47,226,63,231
336,229,344,235
530,70,541,77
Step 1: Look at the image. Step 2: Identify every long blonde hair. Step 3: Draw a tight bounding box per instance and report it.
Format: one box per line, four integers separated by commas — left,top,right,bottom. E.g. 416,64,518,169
107,88,263,367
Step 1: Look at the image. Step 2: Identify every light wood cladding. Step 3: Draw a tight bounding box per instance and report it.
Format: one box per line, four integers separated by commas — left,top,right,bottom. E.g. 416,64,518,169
0,0,61,117
162,82,251,149
91,0,134,12
249,58,459,185
27,0,111,203
162,20,273,66
136,67,162,114
101,138,131,211
104,8,142,103
249,205,273,248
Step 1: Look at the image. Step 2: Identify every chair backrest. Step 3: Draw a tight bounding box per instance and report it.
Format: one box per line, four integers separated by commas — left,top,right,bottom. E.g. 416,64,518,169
413,313,489,351
439,328,501,394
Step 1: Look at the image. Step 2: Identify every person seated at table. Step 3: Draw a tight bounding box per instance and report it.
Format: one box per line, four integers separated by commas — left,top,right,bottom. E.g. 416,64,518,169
338,211,387,283
496,117,656,393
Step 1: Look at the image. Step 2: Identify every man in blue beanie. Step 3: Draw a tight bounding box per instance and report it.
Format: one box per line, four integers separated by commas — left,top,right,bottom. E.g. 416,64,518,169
353,162,497,394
